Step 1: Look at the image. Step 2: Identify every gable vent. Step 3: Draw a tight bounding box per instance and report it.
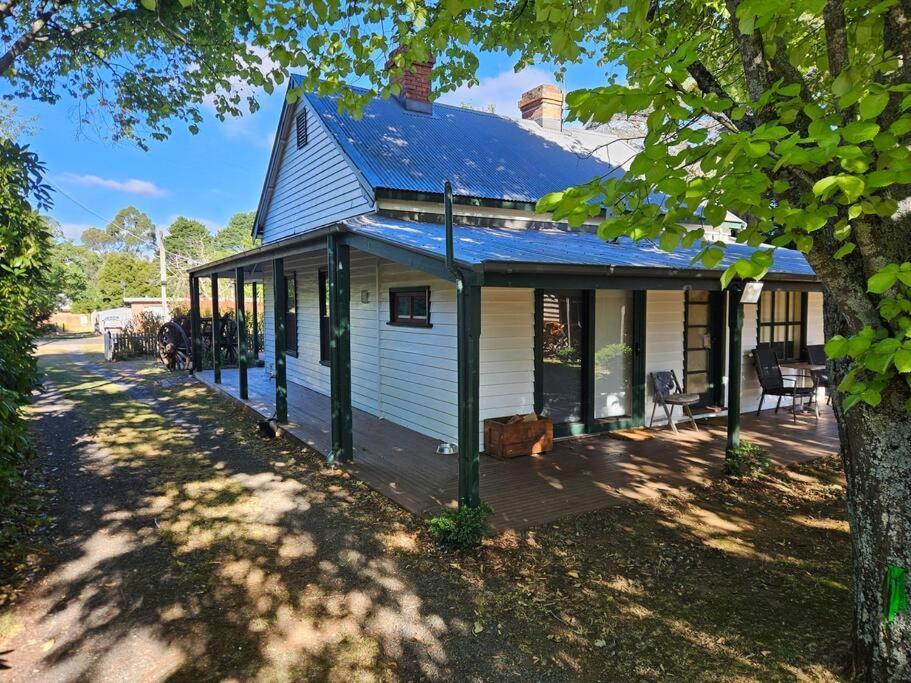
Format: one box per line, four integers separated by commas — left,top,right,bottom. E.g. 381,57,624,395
295,110,308,149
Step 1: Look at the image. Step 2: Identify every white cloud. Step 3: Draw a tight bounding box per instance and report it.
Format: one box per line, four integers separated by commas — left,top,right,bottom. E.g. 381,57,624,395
59,172,166,197
438,67,558,117
57,222,93,240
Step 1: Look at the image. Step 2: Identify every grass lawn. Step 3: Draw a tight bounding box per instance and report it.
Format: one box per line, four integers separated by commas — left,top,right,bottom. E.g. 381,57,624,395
1,339,851,681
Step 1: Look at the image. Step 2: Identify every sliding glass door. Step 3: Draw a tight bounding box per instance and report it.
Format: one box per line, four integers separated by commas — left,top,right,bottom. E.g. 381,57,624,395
539,290,587,434
593,290,635,421
535,289,645,436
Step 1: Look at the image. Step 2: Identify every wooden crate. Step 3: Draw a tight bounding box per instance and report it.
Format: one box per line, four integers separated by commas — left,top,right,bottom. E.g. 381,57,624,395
484,415,553,459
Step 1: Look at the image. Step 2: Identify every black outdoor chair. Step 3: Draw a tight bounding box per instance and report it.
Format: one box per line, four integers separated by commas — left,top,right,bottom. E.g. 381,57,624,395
806,344,831,405
648,370,700,433
753,345,818,422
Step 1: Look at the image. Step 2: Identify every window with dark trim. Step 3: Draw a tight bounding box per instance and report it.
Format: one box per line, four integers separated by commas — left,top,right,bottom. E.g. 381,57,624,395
389,287,431,327
295,111,308,149
318,269,330,363
284,272,298,356
757,290,807,361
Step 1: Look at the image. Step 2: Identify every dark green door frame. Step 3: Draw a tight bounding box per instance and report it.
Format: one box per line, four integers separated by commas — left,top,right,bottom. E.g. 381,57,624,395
189,275,202,372
211,274,221,384
726,286,744,455
272,257,288,423
235,267,248,400
457,280,481,508
535,289,646,436
327,234,353,463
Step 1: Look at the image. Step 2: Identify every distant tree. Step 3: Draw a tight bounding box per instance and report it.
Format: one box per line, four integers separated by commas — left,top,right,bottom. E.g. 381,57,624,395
106,206,156,254
164,217,215,302
48,240,104,312
95,252,158,308
214,211,257,254
164,217,212,257
80,226,114,253
0,101,36,142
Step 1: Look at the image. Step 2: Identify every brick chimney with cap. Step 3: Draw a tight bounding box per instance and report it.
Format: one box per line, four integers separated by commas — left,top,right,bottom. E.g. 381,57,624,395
386,46,435,114
518,84,563,130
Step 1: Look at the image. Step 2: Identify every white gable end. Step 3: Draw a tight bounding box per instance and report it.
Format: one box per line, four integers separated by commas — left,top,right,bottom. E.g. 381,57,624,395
260,98,375,245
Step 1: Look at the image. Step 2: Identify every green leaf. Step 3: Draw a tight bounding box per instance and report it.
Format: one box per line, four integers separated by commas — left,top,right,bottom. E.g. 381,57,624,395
860,388,882,406
842,121,880,144
868,266,899,293
842,393,862,412
834,242,856,259
140,0,156,9
704,203,726,227
832,70,853,97
894,348,911,373
824,335,848,358
745,140,770,158
859,92,889,120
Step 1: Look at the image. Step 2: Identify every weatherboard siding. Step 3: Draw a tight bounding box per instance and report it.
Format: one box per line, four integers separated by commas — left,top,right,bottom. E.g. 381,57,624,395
260,274,826,444
261,99,374,245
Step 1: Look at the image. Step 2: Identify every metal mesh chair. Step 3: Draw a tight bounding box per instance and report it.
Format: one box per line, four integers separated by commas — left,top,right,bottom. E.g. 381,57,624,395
805,344,830,404
648,370,700,433
753,345,818,422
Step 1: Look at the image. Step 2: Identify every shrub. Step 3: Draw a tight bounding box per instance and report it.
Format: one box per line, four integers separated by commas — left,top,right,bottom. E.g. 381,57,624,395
426,503,493,548
724,440,771,478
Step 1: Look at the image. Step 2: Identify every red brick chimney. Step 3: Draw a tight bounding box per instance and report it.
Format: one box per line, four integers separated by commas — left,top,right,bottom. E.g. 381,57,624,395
386,46,435,114
518,84,563,130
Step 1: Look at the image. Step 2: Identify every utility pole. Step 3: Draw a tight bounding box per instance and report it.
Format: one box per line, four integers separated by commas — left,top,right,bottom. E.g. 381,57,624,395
156,228,168,315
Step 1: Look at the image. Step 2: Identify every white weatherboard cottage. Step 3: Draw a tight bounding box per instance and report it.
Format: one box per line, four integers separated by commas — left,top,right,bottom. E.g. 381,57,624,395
190,57,824,508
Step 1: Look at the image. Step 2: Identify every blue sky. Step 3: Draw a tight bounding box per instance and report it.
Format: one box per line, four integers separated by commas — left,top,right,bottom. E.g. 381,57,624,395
10,51,612,242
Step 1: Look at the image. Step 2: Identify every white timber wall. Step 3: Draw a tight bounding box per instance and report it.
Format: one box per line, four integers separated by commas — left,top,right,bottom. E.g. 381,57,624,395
260,98,374,245
260,254,534,449
644,289,826,425
479,288,535,431
262,273,826,440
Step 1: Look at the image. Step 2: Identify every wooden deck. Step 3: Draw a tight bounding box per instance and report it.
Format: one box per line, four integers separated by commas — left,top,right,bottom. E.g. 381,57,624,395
196,368,840,530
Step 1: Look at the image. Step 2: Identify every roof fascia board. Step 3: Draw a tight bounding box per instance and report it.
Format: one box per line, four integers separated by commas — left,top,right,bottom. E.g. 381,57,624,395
374,187,540,213
252,96,296,238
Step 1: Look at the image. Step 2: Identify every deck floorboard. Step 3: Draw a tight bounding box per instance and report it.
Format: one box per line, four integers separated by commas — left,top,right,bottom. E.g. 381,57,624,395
196,368,840,530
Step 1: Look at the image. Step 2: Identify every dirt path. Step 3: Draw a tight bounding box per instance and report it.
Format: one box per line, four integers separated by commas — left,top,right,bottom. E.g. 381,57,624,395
0,338,529,681
0,337,852,682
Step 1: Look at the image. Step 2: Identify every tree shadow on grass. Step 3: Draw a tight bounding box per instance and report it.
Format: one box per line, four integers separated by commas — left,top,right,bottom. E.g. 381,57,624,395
3,343,851,681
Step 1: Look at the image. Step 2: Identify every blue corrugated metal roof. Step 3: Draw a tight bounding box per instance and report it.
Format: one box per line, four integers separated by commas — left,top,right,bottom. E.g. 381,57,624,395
340,214,815,276
299,79,625,204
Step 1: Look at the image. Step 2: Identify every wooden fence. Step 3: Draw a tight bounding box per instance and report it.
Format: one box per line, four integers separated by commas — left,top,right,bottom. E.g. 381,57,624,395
104,330,158,362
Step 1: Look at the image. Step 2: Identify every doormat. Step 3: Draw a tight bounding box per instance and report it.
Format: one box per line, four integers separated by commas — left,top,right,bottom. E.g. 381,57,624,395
607,428,654,442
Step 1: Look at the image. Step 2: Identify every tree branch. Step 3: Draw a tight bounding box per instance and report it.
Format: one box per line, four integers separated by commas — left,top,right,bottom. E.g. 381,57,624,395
724,0,771,103
0,0,77,75
823,0,849,78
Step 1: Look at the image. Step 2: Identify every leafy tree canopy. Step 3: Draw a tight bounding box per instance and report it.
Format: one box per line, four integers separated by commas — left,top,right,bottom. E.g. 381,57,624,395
0,140,54,503
95,252,158,308
164,216,212,257
106,206,156,254
0,0,281,148
215,211,257,254
48,239,104,312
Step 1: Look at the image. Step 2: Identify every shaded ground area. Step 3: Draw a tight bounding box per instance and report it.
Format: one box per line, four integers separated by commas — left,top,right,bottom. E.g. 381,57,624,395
0,337,851,681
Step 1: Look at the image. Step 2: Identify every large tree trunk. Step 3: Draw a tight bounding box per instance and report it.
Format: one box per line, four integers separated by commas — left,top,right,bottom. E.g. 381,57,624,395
825,295,911,681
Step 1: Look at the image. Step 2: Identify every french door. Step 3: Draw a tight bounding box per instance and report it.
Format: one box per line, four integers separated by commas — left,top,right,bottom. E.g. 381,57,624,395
683,290,725,407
